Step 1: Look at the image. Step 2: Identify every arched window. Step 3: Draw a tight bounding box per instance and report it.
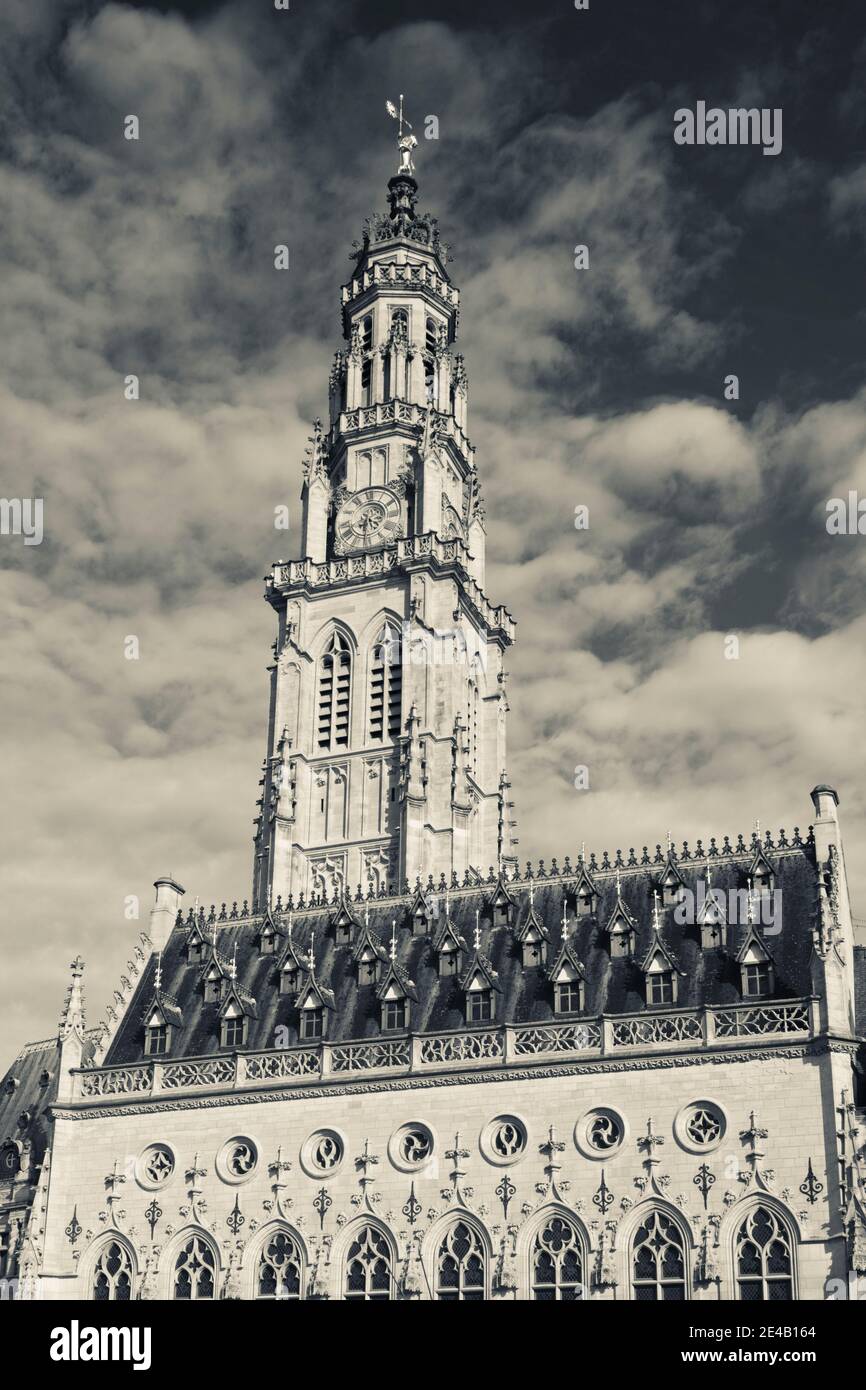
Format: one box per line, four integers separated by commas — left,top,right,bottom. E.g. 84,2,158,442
173,1235,216,1301
344,1225,392,1300
92,1241,133,1301
257,1230,303,1300
435,1221,485,1301
631,1210,686,1300
735,1207,793,1301
317,632,351,751
369,623,402,741
531,1215,584,1301
467,674,479,775
425,317,438,353
360,315,373,407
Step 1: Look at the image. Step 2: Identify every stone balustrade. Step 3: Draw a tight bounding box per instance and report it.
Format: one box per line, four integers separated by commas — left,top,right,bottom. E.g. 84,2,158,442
72,997,817,1104
268,530,515,641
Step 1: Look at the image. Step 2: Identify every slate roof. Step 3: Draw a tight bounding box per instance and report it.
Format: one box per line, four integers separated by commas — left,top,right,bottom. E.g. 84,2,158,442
855,945,866,1036
0,1030,97,1177
105,846,821,1064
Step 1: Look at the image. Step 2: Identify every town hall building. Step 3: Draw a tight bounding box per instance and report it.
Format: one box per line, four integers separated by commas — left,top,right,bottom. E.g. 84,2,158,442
1,126,865,1302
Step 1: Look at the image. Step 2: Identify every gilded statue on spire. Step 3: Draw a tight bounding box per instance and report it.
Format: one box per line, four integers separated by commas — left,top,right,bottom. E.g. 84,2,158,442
386,95,417,175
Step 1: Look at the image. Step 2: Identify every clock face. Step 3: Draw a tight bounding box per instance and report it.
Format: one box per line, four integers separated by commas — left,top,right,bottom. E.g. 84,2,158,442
334,486,402,553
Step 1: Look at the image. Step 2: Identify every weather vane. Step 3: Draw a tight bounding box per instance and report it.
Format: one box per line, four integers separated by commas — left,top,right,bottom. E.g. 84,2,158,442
386,94,417,175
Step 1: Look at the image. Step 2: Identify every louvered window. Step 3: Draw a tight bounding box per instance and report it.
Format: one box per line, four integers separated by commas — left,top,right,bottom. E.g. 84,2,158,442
369,624,402,742
318,633,351,751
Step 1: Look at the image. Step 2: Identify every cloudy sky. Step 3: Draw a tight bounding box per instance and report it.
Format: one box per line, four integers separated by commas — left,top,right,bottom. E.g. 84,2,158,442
2,0,865,1058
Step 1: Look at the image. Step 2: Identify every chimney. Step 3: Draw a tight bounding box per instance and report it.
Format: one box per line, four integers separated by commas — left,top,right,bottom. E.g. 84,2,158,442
148,876,185,953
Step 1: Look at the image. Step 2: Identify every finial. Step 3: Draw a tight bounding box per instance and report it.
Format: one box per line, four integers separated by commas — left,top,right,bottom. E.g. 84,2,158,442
615,866,622,895
580,841,585,865
666,830,673,854
390,921,398,962
154,951,163,992
309,930,316,975
562,897,569,935
230,942,237,982
652,889,661,932
288,913,293,941
386,94,417,175
529,878,534,910
747,878,755,925
474,910,481,952
705,858,712,890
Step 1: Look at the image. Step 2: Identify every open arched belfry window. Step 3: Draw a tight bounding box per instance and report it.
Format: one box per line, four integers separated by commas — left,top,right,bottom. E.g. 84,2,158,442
317,632,351,751
369,623,402,741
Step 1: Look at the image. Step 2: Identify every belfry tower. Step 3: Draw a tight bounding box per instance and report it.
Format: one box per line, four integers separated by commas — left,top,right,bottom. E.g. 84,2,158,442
253,111,516,905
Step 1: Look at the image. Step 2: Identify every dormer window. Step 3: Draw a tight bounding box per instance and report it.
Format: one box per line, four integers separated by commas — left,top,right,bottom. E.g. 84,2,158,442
382,998,407,1032
358,953,379,987
407,889,432,937
221,1014,247,1048
639,934,682,1007
467,988,493,1024
742,962,771,997
610,924,634,959
736,926,775,999
145,1023,169,1056
555,979,583,1014
486,882,514,928
571,866,598,919
647,970,675,1006
203,972,224,1004
514,904,549,968
300,1007,324,1041
329,894,358,947
438,942,460,976
280,963,300,997
658,860,685,907
185,926,207,963
259,925,278,956
697,889,726,950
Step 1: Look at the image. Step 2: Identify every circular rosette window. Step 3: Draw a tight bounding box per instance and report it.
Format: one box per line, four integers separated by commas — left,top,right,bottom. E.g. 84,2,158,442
136,1143,176,1191
480,1115,528,1167
674,1101,726,1154
216,1136,259,1184
300,1129,345,1178
388,1122,436,1173
574,1108,627,1160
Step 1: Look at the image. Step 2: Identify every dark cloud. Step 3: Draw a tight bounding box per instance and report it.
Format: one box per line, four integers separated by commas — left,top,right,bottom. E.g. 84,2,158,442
1,0,865,1056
